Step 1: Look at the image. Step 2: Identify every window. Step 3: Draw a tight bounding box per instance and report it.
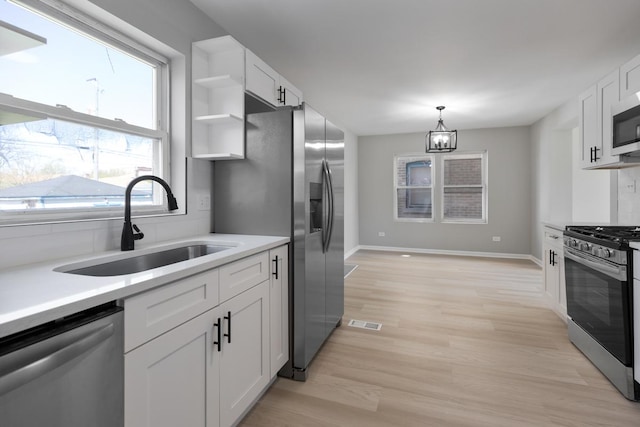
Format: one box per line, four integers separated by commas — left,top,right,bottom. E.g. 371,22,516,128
394,151,487,223
394,155,433,221
0,0,169,223
441,153,487,222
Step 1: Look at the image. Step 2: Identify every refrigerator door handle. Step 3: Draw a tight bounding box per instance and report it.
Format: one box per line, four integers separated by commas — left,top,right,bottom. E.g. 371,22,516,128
321,160,330,253
322,159,335,254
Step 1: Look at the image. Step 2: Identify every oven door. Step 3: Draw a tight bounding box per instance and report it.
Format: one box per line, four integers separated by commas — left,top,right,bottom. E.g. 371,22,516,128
564,247,632,365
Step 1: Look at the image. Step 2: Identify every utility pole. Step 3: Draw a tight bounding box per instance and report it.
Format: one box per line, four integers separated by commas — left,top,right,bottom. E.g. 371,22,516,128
86,78,100,180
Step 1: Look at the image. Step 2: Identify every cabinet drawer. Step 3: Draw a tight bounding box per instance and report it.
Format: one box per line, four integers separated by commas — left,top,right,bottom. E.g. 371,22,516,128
124,269,219,352
544,228,563,250
219,252,269,302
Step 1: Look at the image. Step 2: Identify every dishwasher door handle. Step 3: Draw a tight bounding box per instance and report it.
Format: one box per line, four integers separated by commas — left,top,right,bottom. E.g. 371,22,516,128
0,323,114,395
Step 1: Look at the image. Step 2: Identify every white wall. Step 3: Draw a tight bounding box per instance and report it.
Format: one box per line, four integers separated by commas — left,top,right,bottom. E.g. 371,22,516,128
343,131,359,257
358,126,532,255
0,0,227,270
530,98,618,261
618,166,640,224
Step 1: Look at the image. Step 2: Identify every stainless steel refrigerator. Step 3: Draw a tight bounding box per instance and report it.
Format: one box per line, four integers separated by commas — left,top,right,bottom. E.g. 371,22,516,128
213,96,344,381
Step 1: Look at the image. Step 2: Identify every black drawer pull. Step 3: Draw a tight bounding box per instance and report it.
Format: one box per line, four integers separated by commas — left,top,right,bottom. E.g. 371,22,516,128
224,311,231,344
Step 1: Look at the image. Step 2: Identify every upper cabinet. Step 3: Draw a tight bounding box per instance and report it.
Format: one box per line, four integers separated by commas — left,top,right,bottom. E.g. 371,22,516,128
579,52,640,169
246,49,303,108
620,53,640,100
192,36,246,160
578,85,597,168
192,36,303,160
580,70,620,169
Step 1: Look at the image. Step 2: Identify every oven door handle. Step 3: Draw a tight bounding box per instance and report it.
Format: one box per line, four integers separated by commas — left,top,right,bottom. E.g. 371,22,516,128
564,248,627,281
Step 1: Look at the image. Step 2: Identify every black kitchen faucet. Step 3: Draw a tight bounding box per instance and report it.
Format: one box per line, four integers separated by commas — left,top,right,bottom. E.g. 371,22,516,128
121,175,178,251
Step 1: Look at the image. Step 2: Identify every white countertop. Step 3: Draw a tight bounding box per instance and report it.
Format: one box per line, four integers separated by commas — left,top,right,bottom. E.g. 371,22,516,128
0,233,288,339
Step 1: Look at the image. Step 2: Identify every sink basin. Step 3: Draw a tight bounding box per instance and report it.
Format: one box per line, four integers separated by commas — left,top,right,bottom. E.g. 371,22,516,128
60,244,233,277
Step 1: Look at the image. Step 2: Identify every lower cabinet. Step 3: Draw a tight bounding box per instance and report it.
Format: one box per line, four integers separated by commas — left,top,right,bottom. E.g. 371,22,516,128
269,245,289,376
125,307,221,427
542,226,566,320
125,282,269,427
124,245,288,427
219,282,270,427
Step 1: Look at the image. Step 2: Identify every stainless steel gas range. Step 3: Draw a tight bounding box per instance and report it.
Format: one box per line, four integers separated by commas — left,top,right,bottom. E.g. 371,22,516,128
563,225,639,400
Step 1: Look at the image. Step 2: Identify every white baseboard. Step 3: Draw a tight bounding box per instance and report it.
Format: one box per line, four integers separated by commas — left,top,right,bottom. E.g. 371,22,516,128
348,244,538,263
344,245,360,260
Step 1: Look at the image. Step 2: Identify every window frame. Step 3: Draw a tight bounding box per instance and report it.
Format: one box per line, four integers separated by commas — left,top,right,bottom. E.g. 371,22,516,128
0,0,171,225
440,151,488,224
393,154,434,222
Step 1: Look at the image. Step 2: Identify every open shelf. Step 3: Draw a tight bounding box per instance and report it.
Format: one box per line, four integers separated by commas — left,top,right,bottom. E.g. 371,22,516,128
194,75,242,89
192,153,245,161
193,113,243,125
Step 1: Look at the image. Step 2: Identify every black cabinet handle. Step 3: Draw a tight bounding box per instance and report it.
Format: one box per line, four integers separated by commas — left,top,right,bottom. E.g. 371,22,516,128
277,86,285,104
272,255,279,280
213,318,221,352
224,311,231,344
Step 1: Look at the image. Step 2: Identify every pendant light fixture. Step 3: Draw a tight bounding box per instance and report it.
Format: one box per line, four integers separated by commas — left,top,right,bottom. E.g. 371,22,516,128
426,106,457,153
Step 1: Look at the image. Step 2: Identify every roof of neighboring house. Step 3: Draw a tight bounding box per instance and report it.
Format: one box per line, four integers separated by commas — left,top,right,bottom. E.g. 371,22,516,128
0,175,148,198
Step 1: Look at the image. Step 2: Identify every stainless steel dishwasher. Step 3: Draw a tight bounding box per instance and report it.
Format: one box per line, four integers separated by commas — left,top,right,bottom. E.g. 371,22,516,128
0,302,124,427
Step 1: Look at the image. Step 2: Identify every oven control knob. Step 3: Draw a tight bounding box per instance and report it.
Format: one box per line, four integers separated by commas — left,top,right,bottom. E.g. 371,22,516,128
567,239,578,248
579,242,592,251
603,248,613,258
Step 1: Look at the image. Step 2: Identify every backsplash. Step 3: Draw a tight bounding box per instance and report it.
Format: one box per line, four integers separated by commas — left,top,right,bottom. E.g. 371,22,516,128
618,165,640,224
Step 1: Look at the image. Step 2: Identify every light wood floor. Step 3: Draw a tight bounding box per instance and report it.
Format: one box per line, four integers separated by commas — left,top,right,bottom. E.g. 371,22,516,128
240,250,640,426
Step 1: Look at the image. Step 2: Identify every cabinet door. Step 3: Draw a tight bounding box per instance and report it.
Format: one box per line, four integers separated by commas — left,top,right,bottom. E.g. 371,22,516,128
246,49,279,106
219,281,270,427
269,245,289,376
597,69,620,165
620,53,640,100
543,247,559,304
579,85,598,168
125,308,221,427
278,75,303,107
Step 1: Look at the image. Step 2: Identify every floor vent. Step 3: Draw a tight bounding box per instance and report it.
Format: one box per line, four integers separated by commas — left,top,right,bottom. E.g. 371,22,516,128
348,319,382,331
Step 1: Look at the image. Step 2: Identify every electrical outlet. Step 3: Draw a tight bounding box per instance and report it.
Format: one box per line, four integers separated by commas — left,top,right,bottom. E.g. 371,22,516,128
197,194,211,211
492,236,501,242
624,180,636,193
378,231,385,237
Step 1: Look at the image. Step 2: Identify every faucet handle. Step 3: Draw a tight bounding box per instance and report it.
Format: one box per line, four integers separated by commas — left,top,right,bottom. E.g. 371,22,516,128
132,224,144,241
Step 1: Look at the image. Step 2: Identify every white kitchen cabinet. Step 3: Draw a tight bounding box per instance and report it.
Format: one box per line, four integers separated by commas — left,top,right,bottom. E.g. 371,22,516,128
579,85,598,169
246,49,303,107
620,53,640,100
595,70,621,166
219,281,270,427
125,306,221,427
192,36,245,160
123,268,219,352
219,251,269,303
579,70,626,169
124,246,287,427
269,245,289,376
542,226,566,321
278,75,303,107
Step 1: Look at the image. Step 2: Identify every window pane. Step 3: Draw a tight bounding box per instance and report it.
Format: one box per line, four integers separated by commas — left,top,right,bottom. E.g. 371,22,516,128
444,158,481,186
396,156,431,187
0,1,156,129
443,187,483,219
397,188,432,219
0,118,158,210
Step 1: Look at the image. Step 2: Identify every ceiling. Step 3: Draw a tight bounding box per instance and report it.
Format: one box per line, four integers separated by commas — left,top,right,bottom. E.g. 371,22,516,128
190,0,640,136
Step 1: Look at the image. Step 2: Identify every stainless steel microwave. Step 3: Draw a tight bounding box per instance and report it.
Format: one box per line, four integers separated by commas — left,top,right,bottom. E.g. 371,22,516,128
612,94,640,156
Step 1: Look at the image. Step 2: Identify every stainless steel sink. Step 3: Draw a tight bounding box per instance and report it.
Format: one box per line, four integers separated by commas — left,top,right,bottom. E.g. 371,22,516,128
61,244,233,277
